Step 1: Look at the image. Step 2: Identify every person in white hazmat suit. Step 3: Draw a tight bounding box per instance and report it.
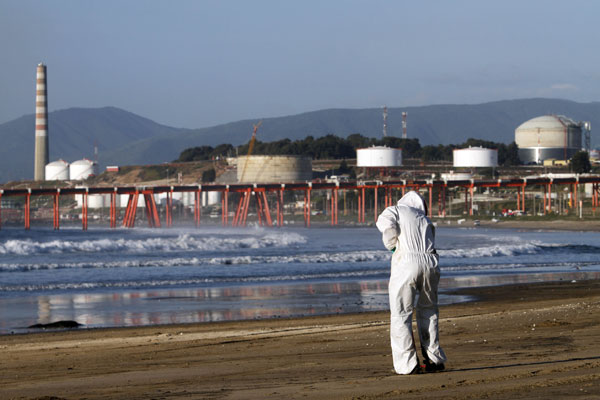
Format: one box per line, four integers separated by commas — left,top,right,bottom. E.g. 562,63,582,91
376,191,446,374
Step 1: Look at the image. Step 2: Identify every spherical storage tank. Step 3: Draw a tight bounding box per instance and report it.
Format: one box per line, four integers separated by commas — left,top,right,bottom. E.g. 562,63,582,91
453,147,498,168
237,155,312,183
69,159,97,180
356,146,402,167
45,159,69,181
515,115,583,164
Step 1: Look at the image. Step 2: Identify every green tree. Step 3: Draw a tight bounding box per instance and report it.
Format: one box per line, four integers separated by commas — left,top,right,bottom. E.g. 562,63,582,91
571,151,591,173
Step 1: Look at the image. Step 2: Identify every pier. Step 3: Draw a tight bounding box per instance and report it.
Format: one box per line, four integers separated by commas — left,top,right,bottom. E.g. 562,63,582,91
1,175,599,230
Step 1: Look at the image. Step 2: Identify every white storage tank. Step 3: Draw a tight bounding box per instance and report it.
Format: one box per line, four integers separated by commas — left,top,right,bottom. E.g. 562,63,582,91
356,146,402,167
202,191,221,207
515,115,583,163
45,160,70,181
70,159,97,180
453,147,498,167
76,194,108,209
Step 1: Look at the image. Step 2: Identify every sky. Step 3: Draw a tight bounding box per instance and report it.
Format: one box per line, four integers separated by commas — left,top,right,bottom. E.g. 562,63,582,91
1,0,599,128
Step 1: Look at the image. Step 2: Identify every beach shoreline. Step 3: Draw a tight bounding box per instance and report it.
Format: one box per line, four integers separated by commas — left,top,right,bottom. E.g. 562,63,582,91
2,279,599,399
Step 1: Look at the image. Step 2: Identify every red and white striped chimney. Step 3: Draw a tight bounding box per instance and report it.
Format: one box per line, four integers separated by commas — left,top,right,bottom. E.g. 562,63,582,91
34,63,49,181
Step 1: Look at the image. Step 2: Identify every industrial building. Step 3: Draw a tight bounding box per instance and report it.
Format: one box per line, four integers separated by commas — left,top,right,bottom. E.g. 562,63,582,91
356,146,402,167
453,147,498,168
515,115,586,164
236,155,312,183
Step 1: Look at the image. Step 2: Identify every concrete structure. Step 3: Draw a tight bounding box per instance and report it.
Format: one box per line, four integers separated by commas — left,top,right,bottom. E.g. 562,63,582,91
69,159,97,180
441,172,473,181
236,155,312,183
34,63,49,180
45,160,69,181
453,147,498,168
356,146,402,167
515,115,583,164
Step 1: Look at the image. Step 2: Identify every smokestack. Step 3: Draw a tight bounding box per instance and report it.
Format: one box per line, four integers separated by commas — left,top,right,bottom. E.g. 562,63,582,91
34,63,49,181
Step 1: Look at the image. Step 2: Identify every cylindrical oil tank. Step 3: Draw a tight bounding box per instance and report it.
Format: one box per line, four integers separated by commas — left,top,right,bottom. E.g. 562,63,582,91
45,160,70,181
69,159,97,180
75,191,110,209
515,115,583,164
236,155,312,183
202,191,221,207
356,146,402,167
453,147,498,167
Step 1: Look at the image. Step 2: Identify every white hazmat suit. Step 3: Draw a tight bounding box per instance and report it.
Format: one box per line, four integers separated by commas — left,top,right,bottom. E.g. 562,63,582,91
376,191,446,374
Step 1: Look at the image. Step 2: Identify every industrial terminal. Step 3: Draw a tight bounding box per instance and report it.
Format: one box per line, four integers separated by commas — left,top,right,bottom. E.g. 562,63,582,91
1,63,600,230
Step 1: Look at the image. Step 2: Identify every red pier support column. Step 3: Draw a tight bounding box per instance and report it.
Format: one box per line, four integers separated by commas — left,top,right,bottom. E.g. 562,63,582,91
0,190,3,230
221,188,229,227
356,188,361,223
361,187,365,223
110,190,117,228
194,188,201,227
24,190,31,230
428,185,433,218
277,187,284,227
143,192,161,228
82,190,88,231
261,190,273,227
374,186,379,222
547,182,552,213
232,191,245,227
334,187,338,225
53,190,60,230
304,187,311,228
123,192,139,228
166,189,173,227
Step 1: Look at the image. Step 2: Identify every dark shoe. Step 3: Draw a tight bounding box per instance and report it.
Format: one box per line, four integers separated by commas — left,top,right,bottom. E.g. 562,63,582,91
424,359,445,372
408,364,422,374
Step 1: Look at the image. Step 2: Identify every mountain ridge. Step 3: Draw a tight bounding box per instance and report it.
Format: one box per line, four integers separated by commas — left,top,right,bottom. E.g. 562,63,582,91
1,98,598,182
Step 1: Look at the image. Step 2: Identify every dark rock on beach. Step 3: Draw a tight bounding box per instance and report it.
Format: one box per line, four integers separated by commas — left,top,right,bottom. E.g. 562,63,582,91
28,320,83,329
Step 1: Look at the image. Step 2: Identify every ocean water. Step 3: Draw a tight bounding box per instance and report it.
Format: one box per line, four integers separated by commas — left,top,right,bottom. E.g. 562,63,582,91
1,225,599,333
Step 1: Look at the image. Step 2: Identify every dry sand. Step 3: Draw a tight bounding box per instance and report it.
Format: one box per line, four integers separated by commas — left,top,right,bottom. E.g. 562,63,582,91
1,280,599,400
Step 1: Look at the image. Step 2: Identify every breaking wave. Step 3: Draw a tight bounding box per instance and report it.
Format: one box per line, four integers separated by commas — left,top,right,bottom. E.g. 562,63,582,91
0,250,389,272
439,242,600,258
0,232,307,255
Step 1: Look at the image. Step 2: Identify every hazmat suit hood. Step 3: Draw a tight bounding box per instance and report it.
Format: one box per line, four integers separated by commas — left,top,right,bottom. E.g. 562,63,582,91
397,191,427,215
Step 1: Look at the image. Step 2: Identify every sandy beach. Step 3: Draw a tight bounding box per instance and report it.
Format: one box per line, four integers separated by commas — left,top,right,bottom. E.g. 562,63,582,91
1,279,599,400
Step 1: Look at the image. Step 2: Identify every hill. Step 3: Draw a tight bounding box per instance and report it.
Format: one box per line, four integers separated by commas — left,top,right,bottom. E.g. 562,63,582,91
0,107,187,182
1,98,599,182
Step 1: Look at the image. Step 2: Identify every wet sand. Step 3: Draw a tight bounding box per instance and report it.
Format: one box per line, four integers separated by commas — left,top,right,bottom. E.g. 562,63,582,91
1,279,599,400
